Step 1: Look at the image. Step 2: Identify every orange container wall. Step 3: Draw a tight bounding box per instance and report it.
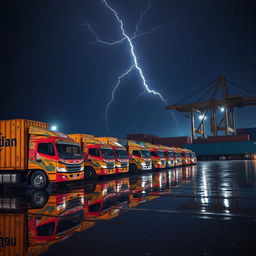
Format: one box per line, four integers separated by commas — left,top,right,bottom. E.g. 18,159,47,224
68,134,83,145
0,213,26,256
0,119,48,170
97,137,118,144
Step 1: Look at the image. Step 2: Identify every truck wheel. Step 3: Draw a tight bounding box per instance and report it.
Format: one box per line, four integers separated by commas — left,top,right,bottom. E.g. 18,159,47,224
85,167,97,180
129,164,137,174
29,190,49,208
30,171,48,190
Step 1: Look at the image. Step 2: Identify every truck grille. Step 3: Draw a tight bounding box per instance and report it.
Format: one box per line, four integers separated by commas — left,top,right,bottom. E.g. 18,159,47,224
65,163,82,172
106,162,115,169
121,162,128,168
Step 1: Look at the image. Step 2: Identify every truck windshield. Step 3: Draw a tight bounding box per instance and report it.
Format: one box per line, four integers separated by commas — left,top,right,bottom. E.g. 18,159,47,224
141,149,151,158
101,148,114,159
168,151,174,158
158,150,165,158
56,142,82,160
175,152,181,158
116,149,128,159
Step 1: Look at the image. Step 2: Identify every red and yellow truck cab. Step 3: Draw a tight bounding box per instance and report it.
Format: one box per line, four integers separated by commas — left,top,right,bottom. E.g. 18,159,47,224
96,137,129,174
157,145,175,168
84,180,117,219
68,134,115,179
173,148,183,167
0,189,84,256
189,150,197,165
128,175,153,208
118,140,152,173
0,119,84,190
142,142,166,170
176,148,191,165
152,172,169,194
116,177,130,208
28,189,84,246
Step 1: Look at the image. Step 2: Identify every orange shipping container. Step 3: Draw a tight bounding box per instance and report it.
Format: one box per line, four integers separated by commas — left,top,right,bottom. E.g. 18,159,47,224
0,119,47,170
0,213,26,256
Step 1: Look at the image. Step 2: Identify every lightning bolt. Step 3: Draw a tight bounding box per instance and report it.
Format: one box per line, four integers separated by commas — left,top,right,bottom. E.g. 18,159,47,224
87,0,178,131
105,65,134,131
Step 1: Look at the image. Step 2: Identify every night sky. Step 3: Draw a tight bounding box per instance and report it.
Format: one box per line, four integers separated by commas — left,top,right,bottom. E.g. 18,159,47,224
1,0,256,138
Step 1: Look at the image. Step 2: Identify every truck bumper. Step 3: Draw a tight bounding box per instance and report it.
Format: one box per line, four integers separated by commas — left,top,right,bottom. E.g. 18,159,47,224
98,168,115,175
141,165,152,171
53,172,84,183
115,167,129,174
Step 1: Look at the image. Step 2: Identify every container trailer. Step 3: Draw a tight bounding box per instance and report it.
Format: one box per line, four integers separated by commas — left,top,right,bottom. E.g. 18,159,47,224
0,119,84,189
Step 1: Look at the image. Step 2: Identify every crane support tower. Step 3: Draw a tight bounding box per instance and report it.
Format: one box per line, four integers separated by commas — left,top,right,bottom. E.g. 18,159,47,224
165,75,256,139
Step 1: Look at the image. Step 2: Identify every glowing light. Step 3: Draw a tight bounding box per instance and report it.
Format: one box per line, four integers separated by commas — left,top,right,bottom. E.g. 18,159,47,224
51,125,57,131
220,106,225,112
198,114,207,120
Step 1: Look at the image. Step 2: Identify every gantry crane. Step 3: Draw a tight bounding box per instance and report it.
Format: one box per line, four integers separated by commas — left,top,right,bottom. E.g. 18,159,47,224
165,75,256,139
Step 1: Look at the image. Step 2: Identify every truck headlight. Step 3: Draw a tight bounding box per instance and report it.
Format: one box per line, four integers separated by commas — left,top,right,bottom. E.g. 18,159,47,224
141,162,146,166
80,166,84,172
101,164,107,168
57,167,67,173
116,163,121,167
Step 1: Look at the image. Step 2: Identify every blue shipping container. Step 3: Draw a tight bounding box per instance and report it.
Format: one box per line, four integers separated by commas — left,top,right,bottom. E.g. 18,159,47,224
183,141,256,156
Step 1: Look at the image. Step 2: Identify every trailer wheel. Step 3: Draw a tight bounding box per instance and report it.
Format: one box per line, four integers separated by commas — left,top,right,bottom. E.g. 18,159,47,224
29,190,49,208
30,171,48,190
84,167,97,180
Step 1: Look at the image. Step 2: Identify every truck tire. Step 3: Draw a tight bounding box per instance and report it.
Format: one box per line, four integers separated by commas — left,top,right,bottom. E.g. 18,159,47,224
30,171,48,190
84,167,97,180
29,190,49,208
129,164,137,174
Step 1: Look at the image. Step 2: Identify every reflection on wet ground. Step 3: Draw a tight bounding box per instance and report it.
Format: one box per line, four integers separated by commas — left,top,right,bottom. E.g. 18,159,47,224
1,160,256,256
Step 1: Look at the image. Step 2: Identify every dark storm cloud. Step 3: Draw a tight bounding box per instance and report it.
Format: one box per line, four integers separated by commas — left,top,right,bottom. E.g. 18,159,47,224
1,0,256,138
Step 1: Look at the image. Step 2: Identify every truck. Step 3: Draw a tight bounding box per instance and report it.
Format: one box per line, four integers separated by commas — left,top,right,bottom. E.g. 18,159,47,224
176,147,191,165
142,142,166,171
0,188,84,256
157,145,175,168
68,134,115,179
118,140,152,173
96,137,129,174
0,119,84,189
173,148,183,167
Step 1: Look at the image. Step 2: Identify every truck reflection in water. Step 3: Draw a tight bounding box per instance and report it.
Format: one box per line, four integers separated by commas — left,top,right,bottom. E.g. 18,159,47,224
0,166,197,256
0,189,85,256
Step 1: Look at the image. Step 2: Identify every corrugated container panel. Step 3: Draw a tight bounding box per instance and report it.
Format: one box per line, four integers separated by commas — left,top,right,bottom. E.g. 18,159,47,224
183,141,256,156
152,137,192,145
207,134,250,143
0,213,26,256
127,134,159,140
0,119,47,170
237,128,256,140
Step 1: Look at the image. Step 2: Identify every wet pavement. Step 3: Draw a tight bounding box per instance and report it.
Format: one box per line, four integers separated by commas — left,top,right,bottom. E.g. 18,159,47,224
1,160,256,256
